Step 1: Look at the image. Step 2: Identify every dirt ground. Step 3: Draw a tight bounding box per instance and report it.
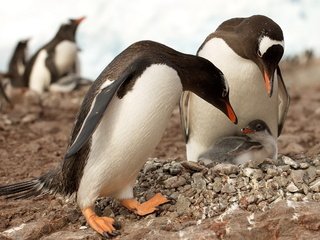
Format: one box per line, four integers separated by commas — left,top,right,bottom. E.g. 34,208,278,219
0,59,319,239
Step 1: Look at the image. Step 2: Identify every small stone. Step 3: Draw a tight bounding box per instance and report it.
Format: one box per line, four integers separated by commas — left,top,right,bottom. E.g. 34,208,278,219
266,168,279,177
290,170,305,186
169,163,182,175
21,113,39,123
176,195,191,216
286,182,300,193
192,172,206,190
181,161,205,172
243,168,263,180
164,176,187,188
212,177,223,193
143,161,162,173
278,165,291,172
306,166,317,182
299,162,310,169
221,183,236,193
310,179,320,192
213,163,239,175
282,156,299,169
313,193,320,201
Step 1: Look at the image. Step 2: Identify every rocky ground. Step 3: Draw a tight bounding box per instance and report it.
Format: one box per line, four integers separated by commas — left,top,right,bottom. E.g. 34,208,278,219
0,59,320,239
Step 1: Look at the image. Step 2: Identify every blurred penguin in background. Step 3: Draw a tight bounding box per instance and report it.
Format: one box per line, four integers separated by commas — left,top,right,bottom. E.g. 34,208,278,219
23,17,90,94
7,39,29,88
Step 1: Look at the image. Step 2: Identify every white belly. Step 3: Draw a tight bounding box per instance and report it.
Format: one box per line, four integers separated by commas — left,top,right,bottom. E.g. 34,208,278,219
29,50,51,93
187,38,279,161
54,40,77,75
77,65,182,208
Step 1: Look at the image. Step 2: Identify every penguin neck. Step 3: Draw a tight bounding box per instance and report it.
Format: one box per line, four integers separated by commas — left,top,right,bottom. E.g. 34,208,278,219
250,132,278,160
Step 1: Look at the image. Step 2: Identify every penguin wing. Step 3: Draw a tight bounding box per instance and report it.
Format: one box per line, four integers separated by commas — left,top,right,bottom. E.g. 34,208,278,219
45,50,59,83
64,75,130,159
229,139,263,156
179,91,190,142
277,67,290,136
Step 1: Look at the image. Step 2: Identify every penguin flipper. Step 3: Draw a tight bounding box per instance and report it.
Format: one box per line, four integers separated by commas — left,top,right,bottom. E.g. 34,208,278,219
45,51,59,83
179,91,190,143
277,67,290,136
65,76,129,159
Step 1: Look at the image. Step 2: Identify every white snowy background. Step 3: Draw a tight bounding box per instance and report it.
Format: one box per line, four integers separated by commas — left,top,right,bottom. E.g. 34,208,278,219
0,0,319,79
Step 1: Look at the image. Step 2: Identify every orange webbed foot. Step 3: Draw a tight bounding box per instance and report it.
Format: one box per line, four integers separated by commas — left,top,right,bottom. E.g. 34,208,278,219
82,207,121,238
120,193,169,216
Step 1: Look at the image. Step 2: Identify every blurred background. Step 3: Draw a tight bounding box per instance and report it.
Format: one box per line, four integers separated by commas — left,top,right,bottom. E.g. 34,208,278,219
0,0,319,80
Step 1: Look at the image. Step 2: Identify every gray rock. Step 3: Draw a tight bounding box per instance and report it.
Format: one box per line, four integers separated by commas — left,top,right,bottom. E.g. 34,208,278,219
286,182,300,193
282,156,299,169
181,161,205,172
291,170,306,186
164,176,187,188
169,163,182,175
212,163,239,175
243,168,263,180
176,195,191,216
192,172,207,190
309,178,320,192
221,183,236,193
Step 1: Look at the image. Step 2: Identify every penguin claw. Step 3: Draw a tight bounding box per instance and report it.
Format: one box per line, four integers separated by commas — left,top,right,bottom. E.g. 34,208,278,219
82,207,121,238
103,230,120,238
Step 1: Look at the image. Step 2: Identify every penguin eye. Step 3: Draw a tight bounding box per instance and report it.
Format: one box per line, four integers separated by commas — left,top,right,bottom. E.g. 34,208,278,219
257,49,262,57
221,88,228,98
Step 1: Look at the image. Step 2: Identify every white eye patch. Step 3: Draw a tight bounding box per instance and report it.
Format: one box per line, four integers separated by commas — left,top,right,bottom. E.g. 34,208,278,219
258,36,284,56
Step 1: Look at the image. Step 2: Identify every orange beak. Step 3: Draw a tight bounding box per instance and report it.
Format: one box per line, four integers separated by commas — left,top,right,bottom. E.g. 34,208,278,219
74,16,86,25
223,99,238,124
263,70,273,97
241,127,255,134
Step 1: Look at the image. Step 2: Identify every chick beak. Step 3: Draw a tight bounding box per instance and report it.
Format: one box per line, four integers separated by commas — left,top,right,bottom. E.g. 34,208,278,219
241,127,255,134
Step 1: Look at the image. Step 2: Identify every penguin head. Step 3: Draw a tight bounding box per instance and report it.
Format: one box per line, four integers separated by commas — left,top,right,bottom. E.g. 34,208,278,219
240,15,284,97
56,16,86,41
183,57,237,124
241,119,272,140
17,39,29,49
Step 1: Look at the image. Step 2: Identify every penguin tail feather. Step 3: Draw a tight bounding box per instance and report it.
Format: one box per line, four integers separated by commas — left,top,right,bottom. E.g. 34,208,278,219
0,169,63,200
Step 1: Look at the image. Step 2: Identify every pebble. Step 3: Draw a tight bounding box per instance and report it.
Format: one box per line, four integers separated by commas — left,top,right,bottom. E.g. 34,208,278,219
212,163,239,175
286,182,300,193
93,155,320,223
282,156,299,169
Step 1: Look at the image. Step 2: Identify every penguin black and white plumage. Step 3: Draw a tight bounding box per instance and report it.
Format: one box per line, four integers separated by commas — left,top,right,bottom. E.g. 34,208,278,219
23,17,86,93
181,15,290,161
0,40,237,237
0,72,12,107
199,120,277,165
8,39,29,88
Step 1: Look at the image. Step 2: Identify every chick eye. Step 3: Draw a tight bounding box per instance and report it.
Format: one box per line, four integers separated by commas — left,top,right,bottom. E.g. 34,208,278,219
256,124,262,130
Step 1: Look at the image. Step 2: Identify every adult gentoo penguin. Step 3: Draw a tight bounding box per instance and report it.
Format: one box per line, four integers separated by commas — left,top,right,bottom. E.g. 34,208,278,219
0,41,237,237
23,17,85,93
8,39,29,87
199,120,277,165
181,15,290,161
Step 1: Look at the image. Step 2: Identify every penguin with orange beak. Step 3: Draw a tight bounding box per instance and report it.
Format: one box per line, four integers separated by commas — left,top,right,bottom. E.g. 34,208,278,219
23,17,87,93
0,40,237,238
181,15,290,161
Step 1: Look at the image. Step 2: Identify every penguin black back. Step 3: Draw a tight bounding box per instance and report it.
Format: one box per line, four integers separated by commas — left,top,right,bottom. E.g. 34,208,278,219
8,39,29,87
